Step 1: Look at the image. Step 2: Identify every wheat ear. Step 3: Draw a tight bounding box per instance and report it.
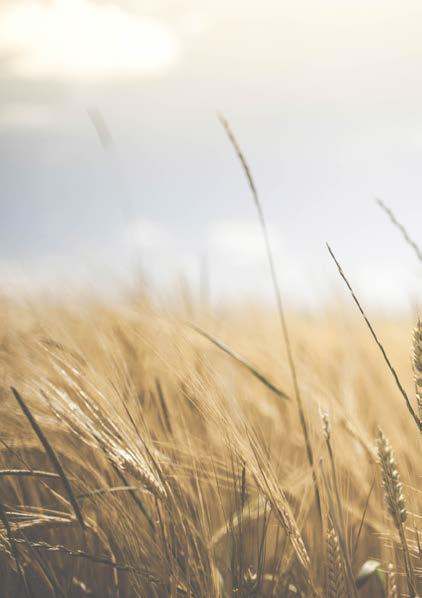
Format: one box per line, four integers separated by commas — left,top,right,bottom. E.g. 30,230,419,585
321,411,356,596
377,429,417,597
326,520,347,598
413,320,422,427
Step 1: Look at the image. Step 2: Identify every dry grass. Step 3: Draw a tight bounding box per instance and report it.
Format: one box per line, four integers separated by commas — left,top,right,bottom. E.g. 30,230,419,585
0,292,420,596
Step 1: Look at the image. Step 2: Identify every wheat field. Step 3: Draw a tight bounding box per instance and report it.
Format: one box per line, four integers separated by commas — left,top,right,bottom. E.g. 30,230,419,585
1,121,422,597
2,1,422,593
0,287,420,597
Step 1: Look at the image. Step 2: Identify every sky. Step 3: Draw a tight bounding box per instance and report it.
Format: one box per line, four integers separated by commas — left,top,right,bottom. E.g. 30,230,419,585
1,0,422,309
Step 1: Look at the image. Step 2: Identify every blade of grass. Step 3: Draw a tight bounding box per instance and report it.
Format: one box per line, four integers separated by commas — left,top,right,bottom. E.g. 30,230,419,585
112,466,155,532
352,474,376,558
326,245,420,431
87,106,113,151
190,321,376,465
189,323,290,400
155,378,173,435
0,470,61,480
10,387,86,531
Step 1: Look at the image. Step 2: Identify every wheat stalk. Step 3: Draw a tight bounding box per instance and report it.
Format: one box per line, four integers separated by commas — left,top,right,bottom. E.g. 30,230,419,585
220,115,322,521
13,537,158,580
327,244,420,431
376,198,422,263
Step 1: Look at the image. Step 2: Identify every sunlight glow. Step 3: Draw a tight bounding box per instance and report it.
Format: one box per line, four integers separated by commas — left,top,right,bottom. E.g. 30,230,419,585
0,0,180,79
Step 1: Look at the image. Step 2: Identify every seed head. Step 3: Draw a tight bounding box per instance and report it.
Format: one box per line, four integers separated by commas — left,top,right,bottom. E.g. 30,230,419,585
413,321,422,423
377,429,406,528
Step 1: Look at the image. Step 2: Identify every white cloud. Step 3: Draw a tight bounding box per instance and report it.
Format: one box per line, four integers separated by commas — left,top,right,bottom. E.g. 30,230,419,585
0,104,60,129
353,261,421,310
208,220,282,265
127,219,170,251
0,0,180,79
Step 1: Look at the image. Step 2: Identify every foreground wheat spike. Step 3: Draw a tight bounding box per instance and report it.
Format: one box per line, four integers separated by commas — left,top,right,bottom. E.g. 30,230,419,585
326,521,347,598
377,429,417,596
413,320,422,426
377,430,406,527
42,358,167,500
